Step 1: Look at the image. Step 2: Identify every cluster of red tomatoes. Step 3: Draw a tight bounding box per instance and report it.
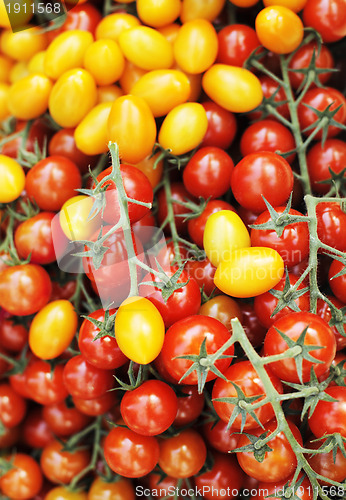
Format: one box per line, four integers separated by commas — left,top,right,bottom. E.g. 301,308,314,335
0,0,345,499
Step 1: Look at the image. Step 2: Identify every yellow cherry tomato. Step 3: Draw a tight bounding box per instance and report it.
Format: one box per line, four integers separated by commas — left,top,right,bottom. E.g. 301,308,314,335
255,6,304,54
0,0,33,29
180,0,226,23
83,39,124,86
44,30,93,80
203,210,251,267
59,195,101,241
119,26,174,70
9,61,29,83
97,84,123,103
95,13,140,42
49,68,97,128
8,74,52,120
119,60,147,93
158,23,181,43
174,19,218,74
137,0,181,28
0,83,10,120
74,102,112,155
214,247,285,298
88,477,135,500
263,0,308,13
0,155,25,203
229,0,259,6
107,95,157,164
45,486,87,500
158,102,208,155
0,27,47,61
131,69,190,117
29,300,78,360
130,152,164,189
114,296,165,365
202,64,263,113
27,50,46,73
0,54,14,83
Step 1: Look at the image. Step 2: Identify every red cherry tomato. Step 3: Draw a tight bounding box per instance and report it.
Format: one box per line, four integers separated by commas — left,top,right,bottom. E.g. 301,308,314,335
14,212,56,265
200,101,237,150
217,24,260,67
307,139,346,194
303,0,346,43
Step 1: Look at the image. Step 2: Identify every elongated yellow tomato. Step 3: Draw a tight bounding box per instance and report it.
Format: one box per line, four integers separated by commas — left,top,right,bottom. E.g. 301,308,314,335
108,95,157,164
119,60,147,93
131,70,190,117
263,0,307,12
28,51,46,73
59,195,101,241
0,0,33,28
83,39,125,86
137,0,181,27
29,300,78,360
0,155,25,203
158,102,207,155
49,68,97,128
214,247,284,298
115,296,165,365
45,487,87,500
97,84,123,103
0,83,9,120
8,74,52,120
119,26,174,70
203,210,251,267
9,62,29,83
95,12,140,41
255,6,304,54
75,102,112,155
44,30,93,80
174,19,218,74
0,27,47,61
180,0,226,22
0,55,14,83
158,23,180,43
202,64,263,113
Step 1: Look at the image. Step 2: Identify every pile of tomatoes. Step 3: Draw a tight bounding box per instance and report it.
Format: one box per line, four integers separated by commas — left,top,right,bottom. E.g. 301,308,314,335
0,0,345,499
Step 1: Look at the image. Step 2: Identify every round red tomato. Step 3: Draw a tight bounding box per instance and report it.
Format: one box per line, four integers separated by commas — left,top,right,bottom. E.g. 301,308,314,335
200,101,237,149
264,312,336,383
212,361,283,430
174,386,205,427
22,407,54,449
120,379,178,436
42,401,91,437
317,296,346,350
160,315,234,386
251,207,310,267
288,41,334,89
307,139,346,194
230,152,294,213
26,360,68,405
249,76,290,121
185,257,218,295
72,391,118,416
303,0,346,43
0,383,26,428
239,302,267,348
0,314,28,352
50,3,102,38
1,119,52,159
308,386,346,438
14,212,56,265
156,182,194,235
202,418,240,454
217,24,260,67
40,439,91,484
316,201,346,253
0,453,43,499
329,258,346,304
306,437,346,485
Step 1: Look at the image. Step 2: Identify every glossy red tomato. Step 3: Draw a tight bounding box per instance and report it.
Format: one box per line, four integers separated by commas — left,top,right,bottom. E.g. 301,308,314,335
140,267,201,328
0,314,28,352
195,452,244,500
0,264,52,316
316,296,346,350
63,354,114,400
72,391,118,416
104,426,159,478
14,212,56,265
288,42,334,89
316,202,346,253
202,418,240,454
217,24,260,67
303,0,346,43
158,429,207,478
42,401,91,437
249,76,290,121
157,182,195,235
254,274,310,329
93,164,153,224
298,87,346,139
0,383,26,428
212,361,283,430
26,360,68,405
183,147,234,200
237,419,303,482
240,119,296,164
253,475,313,500
0,453,43,499
78,308,128,370
264,312,336,383
25,156,82,211
239,302,267,348
185,257,218,295
200,101,237,149
1,119,52,159
307,139,346,194
230,152,294,213
174,386,205,427
329,259,346,304
120,380,178,436
160,315,234,386
308,386,346,438
306,438,346,485
188,200,236,248
40,439,91,484
50,3,102,38
251,207,310,267
22,407,54,449
48,128,99,174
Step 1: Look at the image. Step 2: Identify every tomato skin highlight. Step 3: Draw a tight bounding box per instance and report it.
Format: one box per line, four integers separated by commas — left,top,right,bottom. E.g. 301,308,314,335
0,155,25,203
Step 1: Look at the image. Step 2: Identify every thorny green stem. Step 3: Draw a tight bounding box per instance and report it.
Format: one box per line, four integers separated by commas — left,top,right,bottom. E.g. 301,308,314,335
162,167,183,266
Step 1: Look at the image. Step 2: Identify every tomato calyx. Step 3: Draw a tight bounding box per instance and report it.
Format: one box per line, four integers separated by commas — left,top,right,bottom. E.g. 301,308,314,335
140,262,189,303
317,166,346,197
81,309,117,341
232,429,274,463
114,361,146,392
302,101,346,145
269,270,310,317
330,359,346,387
